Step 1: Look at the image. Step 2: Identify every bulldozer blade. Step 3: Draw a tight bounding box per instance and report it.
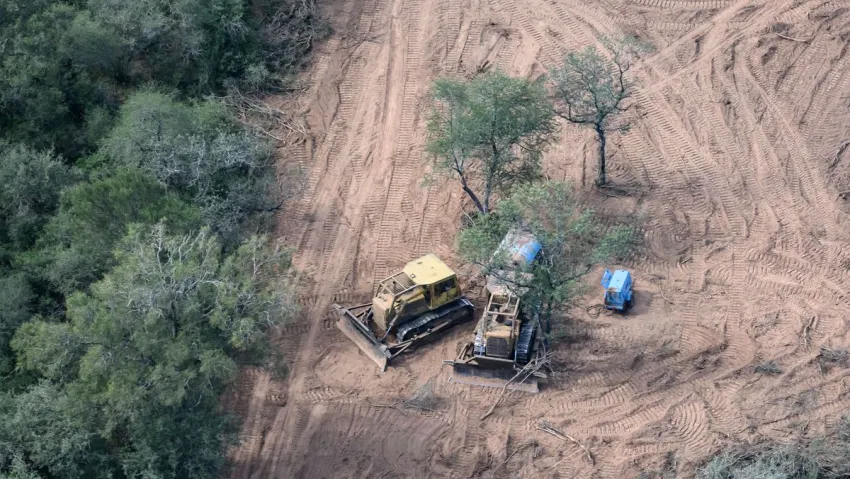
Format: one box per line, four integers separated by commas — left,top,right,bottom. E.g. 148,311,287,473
448,363,540,393
335,310,391,372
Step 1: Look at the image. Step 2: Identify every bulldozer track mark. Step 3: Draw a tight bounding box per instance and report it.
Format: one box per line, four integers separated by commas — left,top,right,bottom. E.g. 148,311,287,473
551,1,610,46
590,403,670,435
635,89,748,237
741,54,833,224
266,393,288,407
571,382,637,410
414,185,445,257
701,384,747,436
504,0,561,66
799,52,850,158
757,395,850,434
774,2,814,23
495,36,519,72
687,74,761,208
628,0,735,8
670,400,713,457
282,321,311,335
303,387,346,403
640,4,781,91
536,3,590,50
228,371,271,479
679,323,724,356
442,0,462,71
645,20,746,31
372,0,423,284
713,66,805,232
458,20,482,74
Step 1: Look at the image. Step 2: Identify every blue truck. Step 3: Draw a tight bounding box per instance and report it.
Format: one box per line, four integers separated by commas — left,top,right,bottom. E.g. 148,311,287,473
601,269,634,312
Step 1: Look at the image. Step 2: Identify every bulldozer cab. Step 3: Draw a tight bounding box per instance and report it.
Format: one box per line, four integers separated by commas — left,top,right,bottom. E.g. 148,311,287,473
430,276,459,308
481,292,520,358
402,254,460,309
372,254,461,331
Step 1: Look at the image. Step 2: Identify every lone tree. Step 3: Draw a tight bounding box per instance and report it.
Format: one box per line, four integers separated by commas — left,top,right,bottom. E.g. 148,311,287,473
427,71,557,214
550,36,653,186
457,180,634,325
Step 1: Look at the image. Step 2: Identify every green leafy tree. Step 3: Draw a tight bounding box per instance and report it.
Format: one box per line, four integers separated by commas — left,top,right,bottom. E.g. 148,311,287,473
458,180,634,322
30,168,202,295
10,224,297,477
103,91,282,246
427,71,557,213
0,455,41,479
0,145,76,255
0,0,326,156
88,0,326,93
550,35,653,186
0,4,122,157
0,383,99,478
0,275,34,378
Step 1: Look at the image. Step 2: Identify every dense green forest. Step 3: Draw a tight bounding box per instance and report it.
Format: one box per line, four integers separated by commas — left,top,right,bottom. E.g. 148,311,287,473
0,0,324,476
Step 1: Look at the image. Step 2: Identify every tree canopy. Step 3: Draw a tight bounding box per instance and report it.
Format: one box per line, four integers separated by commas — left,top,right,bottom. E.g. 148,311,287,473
0,145,76,256
30,168,202,295
427,71,557,213
5,224,296,478
0,0,327,157
550,35,653,186
103,91,282,246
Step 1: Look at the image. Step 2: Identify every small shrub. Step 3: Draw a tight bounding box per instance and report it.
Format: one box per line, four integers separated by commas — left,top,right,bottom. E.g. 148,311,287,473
405,380,443,411
696,416,850,478
755,360,782,376
818,347,850,373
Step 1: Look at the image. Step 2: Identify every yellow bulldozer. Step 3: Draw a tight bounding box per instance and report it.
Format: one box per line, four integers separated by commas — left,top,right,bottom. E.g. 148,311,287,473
443,228,547,393
334,254,474,371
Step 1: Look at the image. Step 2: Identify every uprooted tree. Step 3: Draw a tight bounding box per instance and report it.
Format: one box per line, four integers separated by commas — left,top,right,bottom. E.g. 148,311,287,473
457,180,634,325
427,71,557,214
550,35,654,187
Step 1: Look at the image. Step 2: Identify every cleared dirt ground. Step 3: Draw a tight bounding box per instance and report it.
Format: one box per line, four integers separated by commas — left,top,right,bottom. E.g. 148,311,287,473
227,0,850,477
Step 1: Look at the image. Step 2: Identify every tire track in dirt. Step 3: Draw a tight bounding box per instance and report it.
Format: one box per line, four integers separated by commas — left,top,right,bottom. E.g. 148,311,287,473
629,0,735,8
502,0,561,65
371,0,424,284
634,88,749,237
233,0,393,475
669,398,713,459
741,51,834,225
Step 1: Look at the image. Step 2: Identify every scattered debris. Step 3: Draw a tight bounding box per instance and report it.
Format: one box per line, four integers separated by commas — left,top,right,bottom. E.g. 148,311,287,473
537,421,595,466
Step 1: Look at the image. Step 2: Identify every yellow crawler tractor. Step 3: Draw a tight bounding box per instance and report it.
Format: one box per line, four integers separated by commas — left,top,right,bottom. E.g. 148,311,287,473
443,229,547,393
334,254,474,371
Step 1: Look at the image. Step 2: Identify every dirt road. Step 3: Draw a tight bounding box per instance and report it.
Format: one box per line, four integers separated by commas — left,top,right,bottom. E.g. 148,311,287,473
228,0,850,477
